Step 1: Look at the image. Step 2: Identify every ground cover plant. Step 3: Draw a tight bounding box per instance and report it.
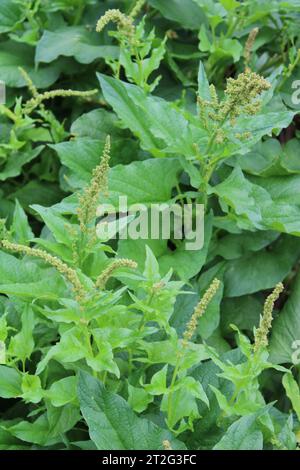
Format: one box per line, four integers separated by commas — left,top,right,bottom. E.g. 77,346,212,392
0,0,300,451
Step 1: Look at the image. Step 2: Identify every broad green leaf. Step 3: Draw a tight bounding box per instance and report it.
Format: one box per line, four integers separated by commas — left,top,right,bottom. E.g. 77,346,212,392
214,414,263,450
0,147,44,181
21,374,43,404
53,141,181,204
9,181,65,211
0,252,67,300
98,73,197,157
36,328,88,374
212,167,300,235
251,174,300,205
282,373,300,421
0,365,22,398
210,167,263,229
7,415,55,446
78,372,185,450
149,0,207,30
232,139,283,177
70,109,138,166
7,407,79,446
46,403,80,438
143,246,161,282
0,41,65,88
221,295,262,335
46,376,77,407
270,272,300,364
281,139,300,173
212,230,279,260
0,0,23,33
224,236,300,297
144,365,168,395
36,27,118,64
31,205,72,246
128,385,154,413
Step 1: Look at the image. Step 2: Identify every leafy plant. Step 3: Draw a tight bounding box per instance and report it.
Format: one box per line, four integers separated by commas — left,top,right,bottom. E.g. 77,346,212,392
0,0,300,452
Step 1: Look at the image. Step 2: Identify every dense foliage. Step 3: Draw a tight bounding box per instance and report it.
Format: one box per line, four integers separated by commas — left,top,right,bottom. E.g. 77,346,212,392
0,0,300,451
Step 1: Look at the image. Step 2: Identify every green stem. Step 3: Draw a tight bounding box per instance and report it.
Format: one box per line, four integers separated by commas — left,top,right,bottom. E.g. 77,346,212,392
167,355,182,429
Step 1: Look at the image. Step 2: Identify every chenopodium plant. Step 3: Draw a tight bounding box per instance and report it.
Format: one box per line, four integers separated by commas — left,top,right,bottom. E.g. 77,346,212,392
139,278,221,435
0,67,97,180
0,137,138,381
205,283,298,448
96,3,167,93
0,134,215,443
98,29,295,220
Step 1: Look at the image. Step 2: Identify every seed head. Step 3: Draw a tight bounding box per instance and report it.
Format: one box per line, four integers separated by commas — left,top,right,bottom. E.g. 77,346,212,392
244,27,259,68
1,240,86,302
162,440,172,451
219,69,271,122
130,0,146,19
254,282,284,352
96,258,138,290
96,9,134,35
24,89,98,114
77,136,111,232
18,67,39,99
182,278,221,347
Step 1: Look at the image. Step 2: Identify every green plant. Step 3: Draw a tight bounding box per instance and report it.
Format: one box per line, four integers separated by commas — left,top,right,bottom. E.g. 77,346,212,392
1,0,300,452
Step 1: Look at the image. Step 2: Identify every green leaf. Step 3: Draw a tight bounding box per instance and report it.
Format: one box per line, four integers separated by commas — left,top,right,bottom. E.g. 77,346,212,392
128,385,154,413
221,295,262,335
148,0,207,30
143,246,161,282
98,74,196,157
224,236,300,297
212,230,279,261
0,41,64,88
11,200,34,244
36,27,119,64
282,373,300,421
198,61,211,101
232,139,284,177
46,376,77,407
270,272,300,364
21,374,43,404
31,205,72,246
9,305,35,364
0,0,23,33
0,251,66,300
252,174,300,205
7,415,55,446
46,403,80,438
36,328,88,374
9,181,65,211
214,414,263,450
0,365,22,398
0,147,44,181
144,365,168,395
212,167,300,235
78,372,185,450
53,141,181,203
